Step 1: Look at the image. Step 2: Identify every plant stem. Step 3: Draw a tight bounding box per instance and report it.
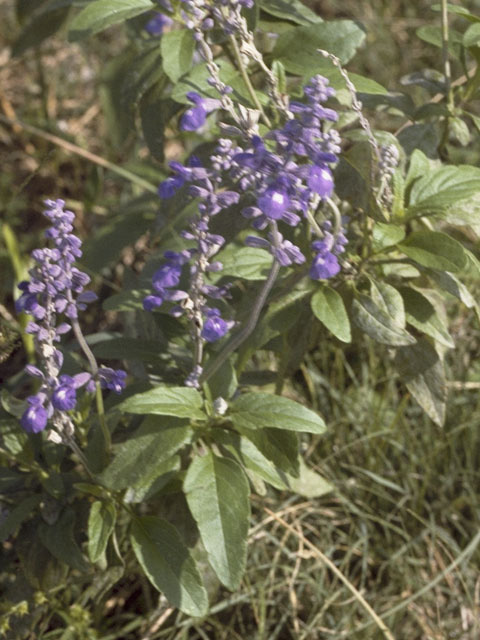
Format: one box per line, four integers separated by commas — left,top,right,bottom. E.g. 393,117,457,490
441,0,454,111
228,34,272,127
200,257,280,384
70,314,111,455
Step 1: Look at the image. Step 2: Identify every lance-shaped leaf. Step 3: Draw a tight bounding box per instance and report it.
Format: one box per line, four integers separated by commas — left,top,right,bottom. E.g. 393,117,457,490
311,286,351,343
118,386,205,420
88,501,116,563
398,231,467,272
69,0,154,41
286,458,333,498
39,508,89,572
230,392,326,434
161,29,195,83
259,0,323,25
239,427,300,477
351,294,415,346
372,222,406,251
100,416,192,490
131,516,208,617
272,20,365,74
400,287,454,348
395,339,446,426
406,165,480,214
214,429,290,490
216,246,272,281
0,495,41,542
184,453,250,590
370,280,406,328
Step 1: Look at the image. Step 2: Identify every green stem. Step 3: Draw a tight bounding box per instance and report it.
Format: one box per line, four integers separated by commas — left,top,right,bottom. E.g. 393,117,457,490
70,314,111,456
441,0,454,111
228,34,272,127
200,256,280,384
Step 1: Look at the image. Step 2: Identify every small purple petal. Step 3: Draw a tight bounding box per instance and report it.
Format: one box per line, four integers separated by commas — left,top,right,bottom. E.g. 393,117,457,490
21,402,48,433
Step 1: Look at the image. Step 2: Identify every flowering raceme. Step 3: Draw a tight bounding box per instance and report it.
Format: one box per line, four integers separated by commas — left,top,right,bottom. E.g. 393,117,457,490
143,71,347,385
16,199,126,439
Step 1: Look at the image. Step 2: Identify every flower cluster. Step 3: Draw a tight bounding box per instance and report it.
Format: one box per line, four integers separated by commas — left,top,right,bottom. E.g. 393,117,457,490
16,199,126,437
144,141,238,357
228,75,344,269
179,0,254,35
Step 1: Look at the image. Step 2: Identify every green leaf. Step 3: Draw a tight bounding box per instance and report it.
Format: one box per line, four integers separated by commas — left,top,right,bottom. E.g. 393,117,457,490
131,516,208,616
395,339,446,426
449,117,471,147
216,246,272,281
427,270,478,310
0,495,41,542
238,427,299,477
311,286,351,343
100,416,192,490
140,91,181,162
370,281,406,329
400,287,454,349
121,44,164,112
432,4,480,22
286,458,333,498
118,386,206,419
230,392,326,434
161,29,195,83
407,165,480,215
69,0,154,41
398,231,467,272
236,289,312,368
103,288,150,311
184,452,250,590
93,338,166,364
214,429,290,490
259,0,323,25
372,222,406,251
206,357,238,401
82,204,155,272
351,294,415,346
464,23,480,48
124,455,181,503
39,508,89,572
272,60,287,94
416,25,462,58
12,4,71,56
272,21,365,75
398,123,439,159
405,149,432,190
171,59,266,108
88,501,116,563
351,73,388,95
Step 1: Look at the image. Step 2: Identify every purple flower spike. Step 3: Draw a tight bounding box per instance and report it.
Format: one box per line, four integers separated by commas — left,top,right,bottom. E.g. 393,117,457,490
257,186,291,220
201,309,231,342
152,264,182,290
98,368,127,394
180,92,221,131
308,165,334,198
52,383,77,411
143,295,164,311
21,398,48,434
159,175,185,199
310,252,340,280
145,12,173,36
17,199,127,438
181,105,207,131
